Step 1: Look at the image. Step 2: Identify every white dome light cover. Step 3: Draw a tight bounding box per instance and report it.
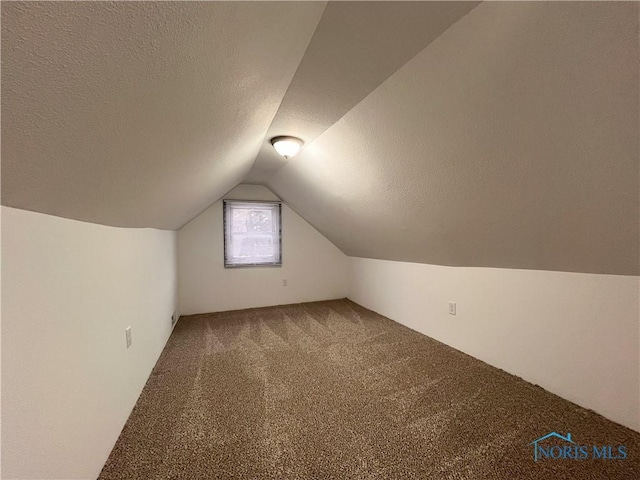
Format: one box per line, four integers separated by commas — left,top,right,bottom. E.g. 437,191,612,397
271,136,304,159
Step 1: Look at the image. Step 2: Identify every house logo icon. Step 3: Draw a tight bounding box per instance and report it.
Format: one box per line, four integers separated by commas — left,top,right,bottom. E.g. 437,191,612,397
529,432,628,461
529,432,574,461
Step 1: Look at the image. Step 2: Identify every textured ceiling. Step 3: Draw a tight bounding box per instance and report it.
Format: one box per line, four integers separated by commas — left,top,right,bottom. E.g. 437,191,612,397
1,1,325,229
244,1,478,183
2,2,638,275
267,1,639,275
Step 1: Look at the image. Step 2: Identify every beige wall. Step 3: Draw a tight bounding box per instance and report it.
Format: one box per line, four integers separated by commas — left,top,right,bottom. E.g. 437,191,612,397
178,185,348,314
1,206,178,479
348,257,640,432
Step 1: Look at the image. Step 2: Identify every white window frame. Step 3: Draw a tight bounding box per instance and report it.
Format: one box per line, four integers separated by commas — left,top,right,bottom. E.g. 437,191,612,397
223,200,282,268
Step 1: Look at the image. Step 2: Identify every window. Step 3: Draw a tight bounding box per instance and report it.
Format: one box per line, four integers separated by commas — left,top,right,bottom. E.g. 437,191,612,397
223,200,282,267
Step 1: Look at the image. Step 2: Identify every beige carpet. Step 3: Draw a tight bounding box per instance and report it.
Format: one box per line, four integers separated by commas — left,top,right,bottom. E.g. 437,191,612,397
99,299,639,479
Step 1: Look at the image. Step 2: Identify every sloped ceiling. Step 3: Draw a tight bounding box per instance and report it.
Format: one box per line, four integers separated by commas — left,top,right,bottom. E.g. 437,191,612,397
245,1,479,183
267,1,639,275
1,1,325,229
2,2,638,275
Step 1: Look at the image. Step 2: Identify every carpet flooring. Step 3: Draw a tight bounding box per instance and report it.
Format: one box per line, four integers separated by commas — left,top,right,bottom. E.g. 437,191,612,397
99,299,640,479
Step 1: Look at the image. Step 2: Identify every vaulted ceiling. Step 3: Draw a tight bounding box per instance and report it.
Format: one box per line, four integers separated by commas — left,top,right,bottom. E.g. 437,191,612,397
1,1,325,228
2,1,638,275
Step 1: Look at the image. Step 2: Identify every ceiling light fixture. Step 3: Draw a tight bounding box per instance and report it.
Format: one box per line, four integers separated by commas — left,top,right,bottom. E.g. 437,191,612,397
271,136,303,159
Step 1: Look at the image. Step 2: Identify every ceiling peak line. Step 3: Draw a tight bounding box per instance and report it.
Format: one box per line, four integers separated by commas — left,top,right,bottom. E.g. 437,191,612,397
243,1,481,184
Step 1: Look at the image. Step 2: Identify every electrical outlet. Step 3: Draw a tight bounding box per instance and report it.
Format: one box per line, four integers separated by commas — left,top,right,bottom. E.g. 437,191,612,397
448,302,456,316
125,326,132,348
171,310,178,326
282,279,287,286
